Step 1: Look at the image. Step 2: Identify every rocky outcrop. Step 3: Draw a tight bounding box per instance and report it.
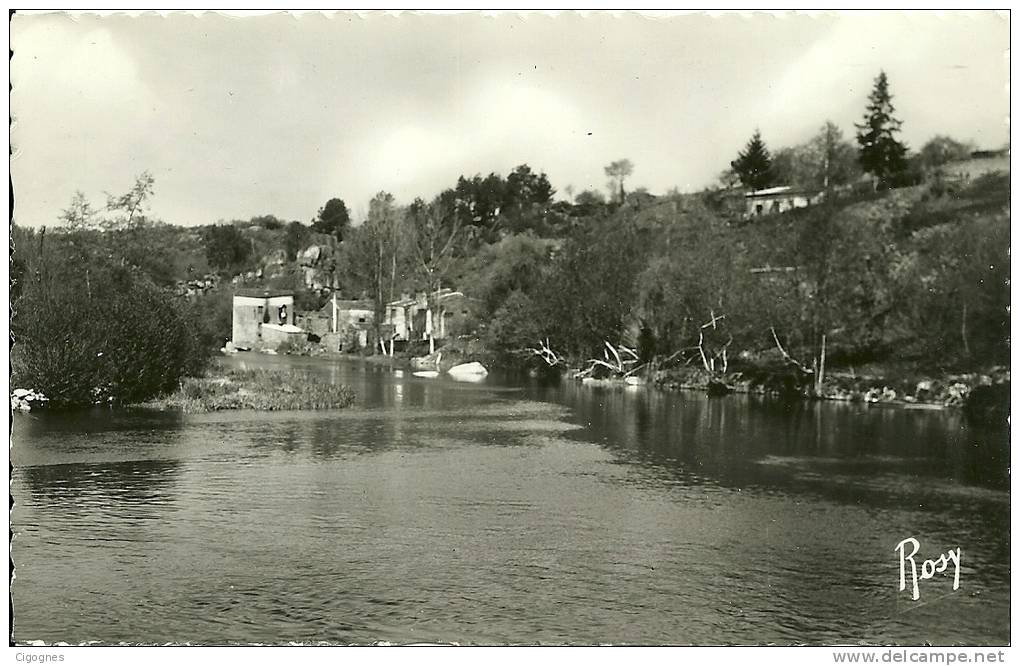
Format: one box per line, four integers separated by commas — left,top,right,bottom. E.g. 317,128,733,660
298,244,338,290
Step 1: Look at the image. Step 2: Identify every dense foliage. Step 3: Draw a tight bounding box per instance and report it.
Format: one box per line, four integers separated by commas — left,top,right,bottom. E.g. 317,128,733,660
731,129,775,191
11,227,208,407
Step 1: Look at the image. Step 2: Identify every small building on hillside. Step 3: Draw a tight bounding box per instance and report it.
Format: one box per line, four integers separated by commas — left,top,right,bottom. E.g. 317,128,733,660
384,288,478,343
744,186,824,219
231,288,303,350
294,295,376,352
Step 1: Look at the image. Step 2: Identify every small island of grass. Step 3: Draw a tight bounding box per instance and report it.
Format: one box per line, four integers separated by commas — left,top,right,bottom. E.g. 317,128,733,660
141,368,356,413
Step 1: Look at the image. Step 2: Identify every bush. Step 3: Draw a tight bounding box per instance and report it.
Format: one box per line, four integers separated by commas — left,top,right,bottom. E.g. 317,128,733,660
12,254,208,408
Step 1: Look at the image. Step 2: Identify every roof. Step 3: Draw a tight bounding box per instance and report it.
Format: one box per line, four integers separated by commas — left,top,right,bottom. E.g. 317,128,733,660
745,186,791,197
745,185,822,198
387,288,465,307
235,288,294,298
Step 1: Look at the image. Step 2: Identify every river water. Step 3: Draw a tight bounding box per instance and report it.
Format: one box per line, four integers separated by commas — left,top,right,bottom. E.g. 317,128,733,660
11,355,1010,645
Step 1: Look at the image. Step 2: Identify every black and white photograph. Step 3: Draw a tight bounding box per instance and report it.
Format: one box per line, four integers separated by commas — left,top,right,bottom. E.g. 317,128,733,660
7,8,1012,654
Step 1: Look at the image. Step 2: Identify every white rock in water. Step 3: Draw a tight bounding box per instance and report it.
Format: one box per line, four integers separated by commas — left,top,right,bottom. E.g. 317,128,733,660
12,388,31,397
447,361,488,376
624,376,645,386
412,370,440,378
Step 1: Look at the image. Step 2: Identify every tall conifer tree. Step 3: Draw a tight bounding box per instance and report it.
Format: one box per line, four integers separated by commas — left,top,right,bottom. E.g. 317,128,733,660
731,129,775,191
855,71,909,188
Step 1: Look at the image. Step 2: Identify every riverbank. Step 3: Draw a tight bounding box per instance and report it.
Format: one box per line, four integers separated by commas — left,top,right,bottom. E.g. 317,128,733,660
648,363,1009,410
139,367,356,413
257,337,1008,422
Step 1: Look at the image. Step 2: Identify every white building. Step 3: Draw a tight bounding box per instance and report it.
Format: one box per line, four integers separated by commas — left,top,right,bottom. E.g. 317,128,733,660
744,185,824,218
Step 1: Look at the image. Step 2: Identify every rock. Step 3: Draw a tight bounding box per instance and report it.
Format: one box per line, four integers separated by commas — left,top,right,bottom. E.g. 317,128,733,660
447,361,488,377
945,382,970,405
264,249,287,266
299,244,337,269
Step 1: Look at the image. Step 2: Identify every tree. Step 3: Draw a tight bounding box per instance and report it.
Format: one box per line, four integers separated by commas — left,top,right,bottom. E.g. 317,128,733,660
772,121,861,190
454,173,507,239
58,172,156,233
916,135,974,171
312,198,351,241
731,130,775,191
536,216,647,360
407,195,463,352
104,171,156,230
502,164,555,234
716,168,742,190
604,159,634,203
855,71,909,188
204,224,253,272
350,191,408,344
58,191,99,230
812,121,861,189
54,174,180,285
284,220,311,262
572,189,607,217
505,164,555,207
464,233,554,316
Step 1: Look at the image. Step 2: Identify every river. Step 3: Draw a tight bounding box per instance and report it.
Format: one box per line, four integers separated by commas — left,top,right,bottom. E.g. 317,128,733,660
11,355,1010,645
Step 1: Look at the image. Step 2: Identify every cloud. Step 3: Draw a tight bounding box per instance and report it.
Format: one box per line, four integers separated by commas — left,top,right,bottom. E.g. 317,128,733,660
12,16,161,225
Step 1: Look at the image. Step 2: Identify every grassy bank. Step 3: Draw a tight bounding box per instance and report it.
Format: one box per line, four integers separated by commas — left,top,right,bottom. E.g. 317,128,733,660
140,368,356,413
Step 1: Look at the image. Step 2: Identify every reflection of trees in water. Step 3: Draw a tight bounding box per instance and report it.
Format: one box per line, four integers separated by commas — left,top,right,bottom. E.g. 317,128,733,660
554,382,1008,492
16,458,182,517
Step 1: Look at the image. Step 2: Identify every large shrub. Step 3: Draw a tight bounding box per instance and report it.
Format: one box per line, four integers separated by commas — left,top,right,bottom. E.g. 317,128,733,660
12,240,207,407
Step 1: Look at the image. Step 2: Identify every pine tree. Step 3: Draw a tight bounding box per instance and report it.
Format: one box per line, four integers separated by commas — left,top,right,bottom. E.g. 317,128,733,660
855,70,909,188
731,129,775,191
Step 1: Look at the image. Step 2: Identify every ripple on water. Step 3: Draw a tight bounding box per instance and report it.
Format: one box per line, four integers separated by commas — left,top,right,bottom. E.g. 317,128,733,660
9,360,1011,645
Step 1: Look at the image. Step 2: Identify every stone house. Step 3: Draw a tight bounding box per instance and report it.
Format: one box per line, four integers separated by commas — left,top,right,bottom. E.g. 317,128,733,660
294,295,376,352
384,288,478,342
231,288,304,350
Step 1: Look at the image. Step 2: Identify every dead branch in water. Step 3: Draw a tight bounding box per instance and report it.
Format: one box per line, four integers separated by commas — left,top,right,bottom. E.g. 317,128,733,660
522,338,563,367
584,340,641,376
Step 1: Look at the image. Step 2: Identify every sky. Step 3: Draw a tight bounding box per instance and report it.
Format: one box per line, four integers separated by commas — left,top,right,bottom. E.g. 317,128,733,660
10,10,1010,228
